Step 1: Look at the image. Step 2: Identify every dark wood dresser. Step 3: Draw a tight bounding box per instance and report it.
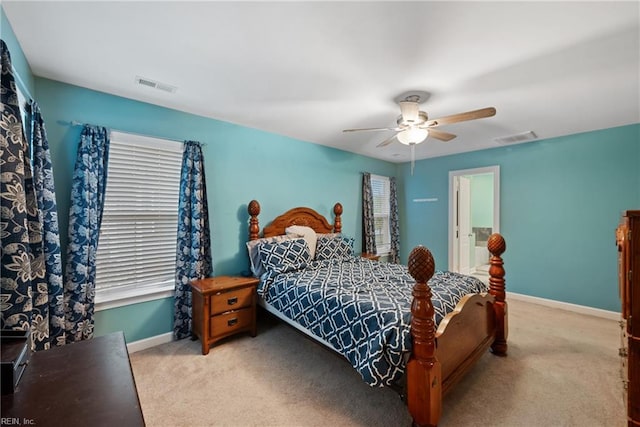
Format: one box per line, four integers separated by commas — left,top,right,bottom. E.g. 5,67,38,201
617,210,639,426
0,331,145,427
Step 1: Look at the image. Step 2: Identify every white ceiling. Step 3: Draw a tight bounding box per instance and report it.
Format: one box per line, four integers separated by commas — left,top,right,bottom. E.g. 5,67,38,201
3,1,639,163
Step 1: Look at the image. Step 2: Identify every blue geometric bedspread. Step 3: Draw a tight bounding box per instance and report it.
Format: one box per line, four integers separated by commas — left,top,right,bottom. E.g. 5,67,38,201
259,257,488,387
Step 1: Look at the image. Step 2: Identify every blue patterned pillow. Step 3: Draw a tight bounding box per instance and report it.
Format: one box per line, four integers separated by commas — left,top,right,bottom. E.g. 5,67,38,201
258,238,311,274
246,235,295,277
315,235,354,261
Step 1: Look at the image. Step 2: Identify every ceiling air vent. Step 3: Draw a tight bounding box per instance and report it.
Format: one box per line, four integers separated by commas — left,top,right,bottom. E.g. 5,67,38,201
135,76,177,93
494,130,537,144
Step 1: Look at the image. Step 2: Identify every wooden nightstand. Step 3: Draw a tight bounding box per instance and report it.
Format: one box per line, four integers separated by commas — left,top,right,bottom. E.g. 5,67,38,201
190,276,259,355
361,253,380,261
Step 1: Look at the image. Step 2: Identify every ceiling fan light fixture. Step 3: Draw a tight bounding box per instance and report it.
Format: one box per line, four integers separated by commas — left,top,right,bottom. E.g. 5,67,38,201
399,101,420,123
398,128,429,145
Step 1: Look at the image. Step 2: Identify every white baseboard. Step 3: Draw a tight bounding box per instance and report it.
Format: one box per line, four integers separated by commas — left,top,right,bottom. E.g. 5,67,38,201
508,292,620,321
127,332,174,353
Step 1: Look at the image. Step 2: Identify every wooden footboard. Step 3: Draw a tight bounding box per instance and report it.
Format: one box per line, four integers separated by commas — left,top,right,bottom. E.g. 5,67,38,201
436,293,496,394
406,233,507,427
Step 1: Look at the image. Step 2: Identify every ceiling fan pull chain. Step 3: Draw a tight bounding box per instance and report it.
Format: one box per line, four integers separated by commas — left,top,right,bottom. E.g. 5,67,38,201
411,143,416,176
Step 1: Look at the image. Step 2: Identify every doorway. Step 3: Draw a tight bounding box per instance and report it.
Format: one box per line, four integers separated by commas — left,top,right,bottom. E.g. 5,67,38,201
448,166,500,278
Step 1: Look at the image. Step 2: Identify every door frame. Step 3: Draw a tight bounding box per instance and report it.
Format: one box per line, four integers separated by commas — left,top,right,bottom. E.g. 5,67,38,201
448,165,500,271
457,175,473,274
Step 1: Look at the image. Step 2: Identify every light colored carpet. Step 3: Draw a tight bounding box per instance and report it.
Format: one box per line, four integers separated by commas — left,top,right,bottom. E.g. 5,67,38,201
130,299,625,426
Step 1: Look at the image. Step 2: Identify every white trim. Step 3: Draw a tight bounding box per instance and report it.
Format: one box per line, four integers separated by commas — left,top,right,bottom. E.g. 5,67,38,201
508,292,620,321
127,332,174,353
95,286,174,311
448,165,500,271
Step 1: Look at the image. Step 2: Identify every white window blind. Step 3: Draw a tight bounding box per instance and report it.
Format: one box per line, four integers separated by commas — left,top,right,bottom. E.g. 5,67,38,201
95,131,183,308
371,174,391,255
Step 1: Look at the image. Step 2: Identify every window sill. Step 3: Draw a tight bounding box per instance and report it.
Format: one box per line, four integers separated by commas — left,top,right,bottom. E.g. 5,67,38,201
95,284,175,311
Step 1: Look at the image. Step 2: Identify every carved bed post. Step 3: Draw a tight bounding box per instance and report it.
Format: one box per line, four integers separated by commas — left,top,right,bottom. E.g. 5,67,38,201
406,246,441,427
248,200,261,241
487,233,508,356
333,203,343,233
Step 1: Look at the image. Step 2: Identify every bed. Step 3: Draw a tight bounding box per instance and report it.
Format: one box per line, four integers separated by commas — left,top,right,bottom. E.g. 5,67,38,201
246,199,507,427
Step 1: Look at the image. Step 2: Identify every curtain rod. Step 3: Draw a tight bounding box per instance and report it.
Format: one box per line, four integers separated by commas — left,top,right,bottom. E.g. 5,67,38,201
69,121,206,146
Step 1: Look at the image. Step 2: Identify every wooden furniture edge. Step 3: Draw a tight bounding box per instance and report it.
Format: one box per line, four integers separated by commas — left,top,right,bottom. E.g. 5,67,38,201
617,210,640,425
0,332,145,425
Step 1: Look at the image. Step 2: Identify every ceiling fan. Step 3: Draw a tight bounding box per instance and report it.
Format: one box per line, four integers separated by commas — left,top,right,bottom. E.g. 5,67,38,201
343,94,496,172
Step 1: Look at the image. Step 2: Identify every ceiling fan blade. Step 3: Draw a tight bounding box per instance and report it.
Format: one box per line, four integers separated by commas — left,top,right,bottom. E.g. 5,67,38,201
428,129,457,142
425,107,496,127
376,134,398,147
343,126,400,133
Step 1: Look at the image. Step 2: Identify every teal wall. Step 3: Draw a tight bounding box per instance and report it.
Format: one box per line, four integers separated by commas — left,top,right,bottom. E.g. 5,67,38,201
34,78,397,342
399,124,640,312
470,174,493,228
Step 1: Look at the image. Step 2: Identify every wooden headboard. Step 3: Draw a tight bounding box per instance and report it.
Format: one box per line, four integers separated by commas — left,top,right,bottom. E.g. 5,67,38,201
248,200,343,240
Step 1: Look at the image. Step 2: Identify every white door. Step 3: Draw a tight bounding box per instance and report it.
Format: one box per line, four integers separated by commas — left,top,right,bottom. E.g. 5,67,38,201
458,176,473,274
448,165,500,273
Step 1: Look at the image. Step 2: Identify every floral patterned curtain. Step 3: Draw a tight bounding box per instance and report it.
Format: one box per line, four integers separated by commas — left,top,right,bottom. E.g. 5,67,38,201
29,100,65,348
362,172,377,255
174,141,212,340
1,40,47,351
389,177,400,264
64,125,110,343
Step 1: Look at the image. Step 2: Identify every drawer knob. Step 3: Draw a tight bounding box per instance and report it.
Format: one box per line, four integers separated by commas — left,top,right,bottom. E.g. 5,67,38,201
227,297,238,306
228,318,238,327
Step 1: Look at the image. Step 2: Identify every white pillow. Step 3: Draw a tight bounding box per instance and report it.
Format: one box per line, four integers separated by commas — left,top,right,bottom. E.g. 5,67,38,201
285,225,318,259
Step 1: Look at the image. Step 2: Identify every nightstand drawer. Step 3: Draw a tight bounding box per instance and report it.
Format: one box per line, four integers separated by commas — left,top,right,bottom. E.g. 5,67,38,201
210,286,254,316
210,308,253,339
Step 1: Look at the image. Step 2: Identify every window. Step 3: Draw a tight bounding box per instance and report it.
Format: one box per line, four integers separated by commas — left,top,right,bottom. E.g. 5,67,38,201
95,131,183,310
371,174,391,255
